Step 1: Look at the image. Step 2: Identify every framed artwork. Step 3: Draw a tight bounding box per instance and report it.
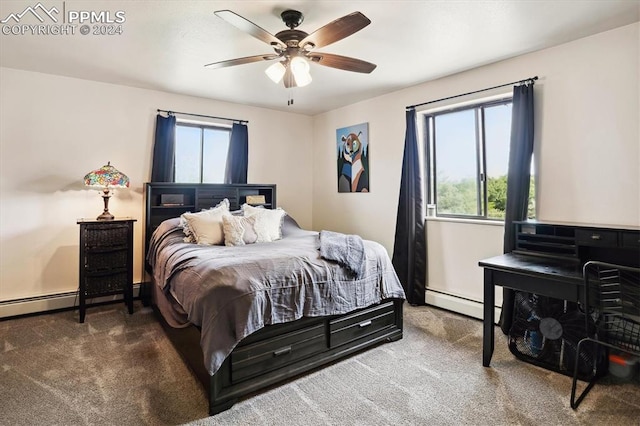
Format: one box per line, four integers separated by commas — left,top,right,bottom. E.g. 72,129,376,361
336,122,369,192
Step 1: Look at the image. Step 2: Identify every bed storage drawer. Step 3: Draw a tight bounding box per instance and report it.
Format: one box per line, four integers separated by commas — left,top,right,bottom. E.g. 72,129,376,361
329,301,396,348
230,323,327,383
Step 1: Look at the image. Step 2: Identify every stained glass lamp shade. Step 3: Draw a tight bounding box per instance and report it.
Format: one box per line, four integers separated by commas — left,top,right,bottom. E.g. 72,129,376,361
83,161,130,220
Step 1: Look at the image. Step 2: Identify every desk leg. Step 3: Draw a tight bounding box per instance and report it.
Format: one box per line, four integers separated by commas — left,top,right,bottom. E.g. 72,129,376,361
483,268,495,367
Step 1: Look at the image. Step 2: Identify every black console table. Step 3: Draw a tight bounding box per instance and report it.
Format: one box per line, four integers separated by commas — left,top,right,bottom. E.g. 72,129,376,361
479,220,639,367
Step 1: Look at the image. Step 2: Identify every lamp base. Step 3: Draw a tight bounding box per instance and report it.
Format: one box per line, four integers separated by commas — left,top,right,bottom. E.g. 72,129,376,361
96,211,114,221
97,189,114,220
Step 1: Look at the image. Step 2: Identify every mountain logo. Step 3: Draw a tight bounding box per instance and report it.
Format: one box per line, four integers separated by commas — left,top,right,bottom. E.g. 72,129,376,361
1,2,59,24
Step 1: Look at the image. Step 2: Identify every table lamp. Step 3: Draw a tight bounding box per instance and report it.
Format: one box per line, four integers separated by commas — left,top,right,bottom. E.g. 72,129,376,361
83,161,130,220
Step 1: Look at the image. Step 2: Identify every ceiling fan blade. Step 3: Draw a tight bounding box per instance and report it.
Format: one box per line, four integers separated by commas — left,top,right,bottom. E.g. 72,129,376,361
283,66,297,88
308,52,376,73
299,12,371,49
204,54,280,69
215,10,287,49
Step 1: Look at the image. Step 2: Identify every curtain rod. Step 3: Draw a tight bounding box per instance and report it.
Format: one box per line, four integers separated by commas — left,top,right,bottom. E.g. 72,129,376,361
157,109,248,124
406,76,538,110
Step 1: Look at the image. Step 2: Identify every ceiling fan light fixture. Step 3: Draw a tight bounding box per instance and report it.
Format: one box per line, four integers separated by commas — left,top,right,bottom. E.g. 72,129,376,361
293,70,312,87
290,56,312,87
290,56,309,74
265,61,286,83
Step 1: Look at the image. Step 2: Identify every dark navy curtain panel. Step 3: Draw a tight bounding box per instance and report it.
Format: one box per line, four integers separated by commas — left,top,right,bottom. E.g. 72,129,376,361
224,122,249,184
392,109,427,305
500,81,536,334
151,114,176,182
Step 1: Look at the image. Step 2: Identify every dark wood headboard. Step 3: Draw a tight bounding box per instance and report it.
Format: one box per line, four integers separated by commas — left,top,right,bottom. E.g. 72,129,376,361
144,182,276,256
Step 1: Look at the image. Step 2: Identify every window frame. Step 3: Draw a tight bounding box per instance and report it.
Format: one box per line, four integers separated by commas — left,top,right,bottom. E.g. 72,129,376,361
174,121,231,184
422,95,513,221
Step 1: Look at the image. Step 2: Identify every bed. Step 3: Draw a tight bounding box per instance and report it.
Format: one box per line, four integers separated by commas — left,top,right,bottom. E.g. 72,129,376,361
143,182,405,415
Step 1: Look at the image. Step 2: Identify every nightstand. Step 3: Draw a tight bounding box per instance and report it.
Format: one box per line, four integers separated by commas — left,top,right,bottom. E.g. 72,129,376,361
77,218,136,323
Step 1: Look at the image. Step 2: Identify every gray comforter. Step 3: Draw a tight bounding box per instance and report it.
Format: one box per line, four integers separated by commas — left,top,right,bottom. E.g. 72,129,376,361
147,216,406,375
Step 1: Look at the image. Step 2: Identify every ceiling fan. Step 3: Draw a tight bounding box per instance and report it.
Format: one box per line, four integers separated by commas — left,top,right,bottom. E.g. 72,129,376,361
205,9,377,88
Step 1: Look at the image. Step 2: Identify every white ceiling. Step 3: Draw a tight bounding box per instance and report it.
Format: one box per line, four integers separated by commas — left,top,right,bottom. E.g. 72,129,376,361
1,1,638,115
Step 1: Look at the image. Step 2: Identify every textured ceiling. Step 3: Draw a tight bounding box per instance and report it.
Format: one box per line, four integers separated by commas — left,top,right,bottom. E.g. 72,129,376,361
1,0,638,115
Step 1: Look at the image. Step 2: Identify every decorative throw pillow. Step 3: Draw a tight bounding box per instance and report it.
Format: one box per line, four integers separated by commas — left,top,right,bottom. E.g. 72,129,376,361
242,204,286,242
180,199,230,245
222,214,258,246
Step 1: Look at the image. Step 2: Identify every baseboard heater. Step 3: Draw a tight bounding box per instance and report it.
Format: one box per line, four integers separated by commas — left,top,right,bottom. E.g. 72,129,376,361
425,288,501,323
4,287,497,322
0,284,142,319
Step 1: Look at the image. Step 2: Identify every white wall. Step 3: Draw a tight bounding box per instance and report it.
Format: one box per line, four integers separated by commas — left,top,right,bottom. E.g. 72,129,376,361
0,68,313,303
312,23,639,315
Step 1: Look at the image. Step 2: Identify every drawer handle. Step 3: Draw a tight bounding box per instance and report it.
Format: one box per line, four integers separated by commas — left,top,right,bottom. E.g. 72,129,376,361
591,234,601,240
273,346,292,357
358,320,372,328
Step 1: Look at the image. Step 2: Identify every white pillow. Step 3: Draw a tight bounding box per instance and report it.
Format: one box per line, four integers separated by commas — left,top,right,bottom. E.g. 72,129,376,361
222,214,258,246
180,199,230,245
242,204,286,242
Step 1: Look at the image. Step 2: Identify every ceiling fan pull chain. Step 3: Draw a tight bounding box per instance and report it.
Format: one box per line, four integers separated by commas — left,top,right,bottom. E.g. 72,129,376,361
287,86,295,106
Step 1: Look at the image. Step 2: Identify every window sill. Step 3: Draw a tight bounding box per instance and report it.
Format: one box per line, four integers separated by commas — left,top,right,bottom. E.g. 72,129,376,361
424,216,505,227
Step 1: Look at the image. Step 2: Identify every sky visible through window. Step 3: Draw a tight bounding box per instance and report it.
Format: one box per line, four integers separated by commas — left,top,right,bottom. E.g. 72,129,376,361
484,104,512,178
175,125,230,183
435,109,477,182
202,129,230,183
435,103,512,182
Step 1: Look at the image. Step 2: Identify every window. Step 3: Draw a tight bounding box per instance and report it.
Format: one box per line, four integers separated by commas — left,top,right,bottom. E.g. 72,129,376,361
423,96,535,220
174,123,231,183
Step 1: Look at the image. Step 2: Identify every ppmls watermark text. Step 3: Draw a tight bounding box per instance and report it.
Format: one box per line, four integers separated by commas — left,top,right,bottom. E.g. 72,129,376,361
1,2,126,36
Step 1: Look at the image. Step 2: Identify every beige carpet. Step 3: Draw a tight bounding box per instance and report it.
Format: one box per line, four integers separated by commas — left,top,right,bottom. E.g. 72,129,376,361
1,301,638,425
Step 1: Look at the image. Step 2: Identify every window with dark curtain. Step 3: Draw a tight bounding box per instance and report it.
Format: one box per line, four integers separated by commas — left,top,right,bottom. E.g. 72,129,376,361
151,114,248,184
